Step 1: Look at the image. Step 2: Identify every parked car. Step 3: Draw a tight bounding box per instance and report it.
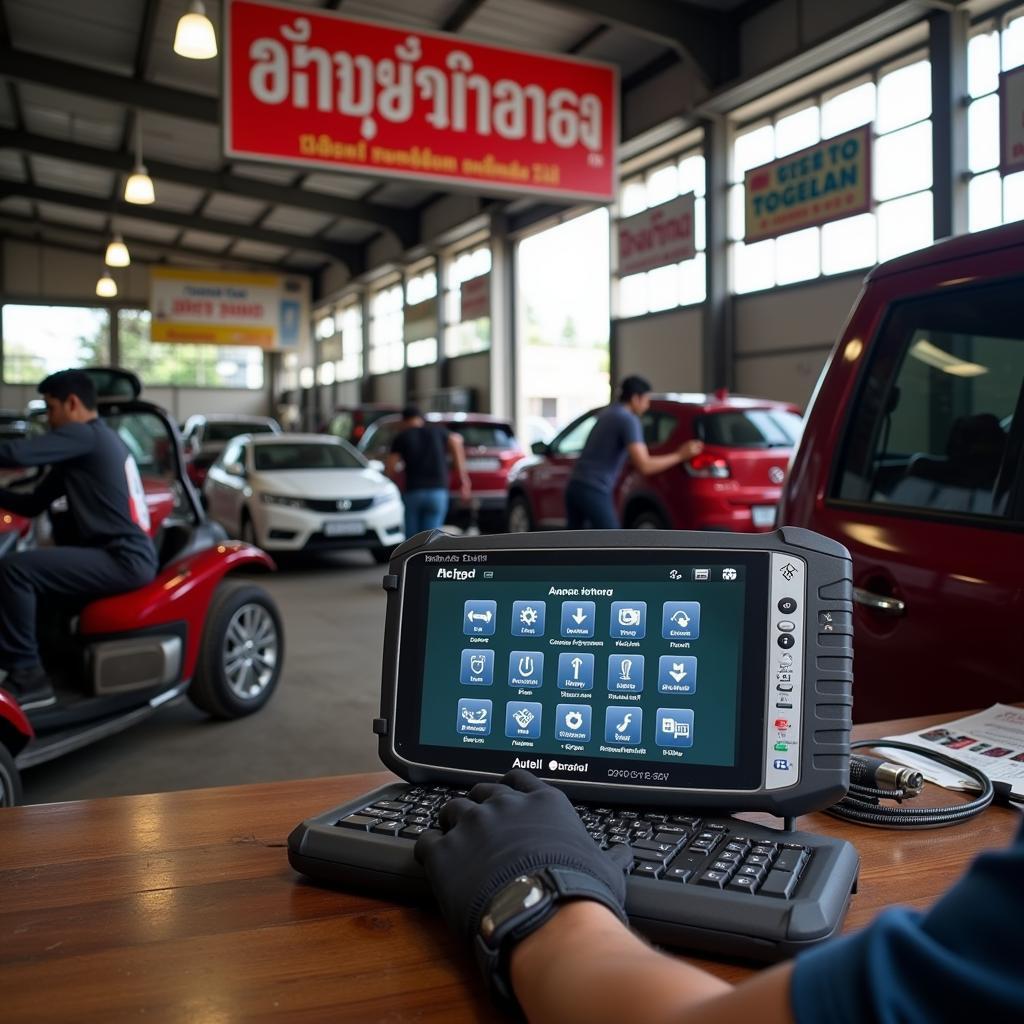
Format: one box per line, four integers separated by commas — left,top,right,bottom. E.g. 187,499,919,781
204,433,404,562
0,409,29,440
322,403,401,444
778,220,1024,723
0,369,284,806
505,392,801,533
181,413,281,488
359,412,527,532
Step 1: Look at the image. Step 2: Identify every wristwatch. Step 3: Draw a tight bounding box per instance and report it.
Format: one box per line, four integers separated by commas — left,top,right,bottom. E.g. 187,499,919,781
474,866,627,1012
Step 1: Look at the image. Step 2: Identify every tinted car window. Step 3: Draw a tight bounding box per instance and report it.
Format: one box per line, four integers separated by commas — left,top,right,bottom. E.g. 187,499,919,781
696,410,801,447
835,278,1024,521
359,420,403,458
447,422,516,449
254,443,364,471
105,410,176,480
205,421,276,442
641,411,680,446
552,414,597,455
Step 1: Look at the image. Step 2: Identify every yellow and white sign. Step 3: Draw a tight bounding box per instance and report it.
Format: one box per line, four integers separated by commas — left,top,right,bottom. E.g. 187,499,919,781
149,268,310,352
744,125,872,244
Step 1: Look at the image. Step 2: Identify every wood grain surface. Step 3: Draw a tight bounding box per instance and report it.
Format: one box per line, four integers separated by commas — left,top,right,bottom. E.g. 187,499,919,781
0,712,1019,1023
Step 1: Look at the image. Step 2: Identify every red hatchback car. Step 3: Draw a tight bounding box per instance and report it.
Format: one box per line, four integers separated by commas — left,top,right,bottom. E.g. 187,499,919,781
778,221,1024,723
505,392,801,533
358,412,526,532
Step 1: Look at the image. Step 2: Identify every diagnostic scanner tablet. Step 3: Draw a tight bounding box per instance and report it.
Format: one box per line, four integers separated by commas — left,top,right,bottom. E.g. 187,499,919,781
376,526,852,817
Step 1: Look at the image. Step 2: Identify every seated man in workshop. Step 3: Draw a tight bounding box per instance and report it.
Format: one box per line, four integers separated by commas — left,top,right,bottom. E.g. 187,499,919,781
0,369,157,710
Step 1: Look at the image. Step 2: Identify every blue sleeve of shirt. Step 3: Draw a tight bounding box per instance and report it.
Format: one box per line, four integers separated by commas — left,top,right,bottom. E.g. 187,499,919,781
791,819,1024,1023
622,409,642,447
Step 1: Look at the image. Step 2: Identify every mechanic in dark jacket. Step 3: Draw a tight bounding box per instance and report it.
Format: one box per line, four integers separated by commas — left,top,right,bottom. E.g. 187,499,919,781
0,369,158,710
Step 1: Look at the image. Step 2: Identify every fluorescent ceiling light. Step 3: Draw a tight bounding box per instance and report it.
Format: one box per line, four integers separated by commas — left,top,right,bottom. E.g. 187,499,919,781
174,1,218,60
105,234,130,267
910,339,988,378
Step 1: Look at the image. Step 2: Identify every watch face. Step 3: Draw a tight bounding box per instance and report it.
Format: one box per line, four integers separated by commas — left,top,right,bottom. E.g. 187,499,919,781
480,874,546,943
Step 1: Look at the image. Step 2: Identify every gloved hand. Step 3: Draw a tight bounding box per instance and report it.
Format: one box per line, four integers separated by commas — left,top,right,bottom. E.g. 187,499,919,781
414,769,631,943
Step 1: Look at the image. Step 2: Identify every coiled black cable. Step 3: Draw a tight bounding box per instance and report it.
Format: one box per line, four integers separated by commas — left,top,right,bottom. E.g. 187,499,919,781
826,738,995,828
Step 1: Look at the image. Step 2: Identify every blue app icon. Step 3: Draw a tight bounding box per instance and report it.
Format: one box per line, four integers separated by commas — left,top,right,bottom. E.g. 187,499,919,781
607,654,644,693
610,601,647,639
658,655,697,694
556,652,594,690
511,600,546,637
505,701,543,739
508,650,544,687
464,599,497,636
604,706,643,745
459,648,494,685
556,704,592,742
773,758,791,771
457,698,492,736
661,601,701,640
560,600,595,638
656,708,694,748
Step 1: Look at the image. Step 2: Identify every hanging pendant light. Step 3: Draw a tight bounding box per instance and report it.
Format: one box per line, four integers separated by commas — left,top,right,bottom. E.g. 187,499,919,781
96,271,118,298
174,1,218,60
105,233,130,267
124,117,155,205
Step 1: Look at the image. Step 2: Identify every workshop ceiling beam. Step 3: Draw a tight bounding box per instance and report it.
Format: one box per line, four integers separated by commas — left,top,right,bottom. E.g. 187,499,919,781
0,182,364,273
0,129,418,247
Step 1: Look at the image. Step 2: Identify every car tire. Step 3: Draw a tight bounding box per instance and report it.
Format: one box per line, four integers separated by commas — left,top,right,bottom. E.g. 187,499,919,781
370,545,393,564
188,581,284,720
628,506,669,530
0,743,22,807
506,495,534,533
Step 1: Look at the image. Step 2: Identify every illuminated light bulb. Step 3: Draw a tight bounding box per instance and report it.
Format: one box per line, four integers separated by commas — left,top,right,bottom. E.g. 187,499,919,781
105,234,130,267
96,273,118,298
174,1,218,60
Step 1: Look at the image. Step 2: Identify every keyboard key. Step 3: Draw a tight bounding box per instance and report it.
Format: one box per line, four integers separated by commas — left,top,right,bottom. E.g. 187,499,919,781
670,815,702,827
370,821,403,835
725,842,750,856
726,875,759,893
399,825,429,839
368,809,403,821
653,832,687,846
631,847,669,863
760,869,800,899
696,870,729,889
774,849,808,873
632,862,664,878
713,850,742,865
655,825,689,835
336,814,380,830
751,844,777,858
664,867,693,883
667,851,708,874
632,839,677,855
710,859,738,875
373,801,413,812
744,853,772,868
738,864,766,880
704,823,728,832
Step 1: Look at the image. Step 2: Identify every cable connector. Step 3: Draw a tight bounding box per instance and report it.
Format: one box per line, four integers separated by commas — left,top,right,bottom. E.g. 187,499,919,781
850,754,924,798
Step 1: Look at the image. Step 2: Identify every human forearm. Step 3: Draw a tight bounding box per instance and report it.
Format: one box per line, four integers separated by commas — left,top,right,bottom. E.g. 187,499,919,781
510,901,730,1024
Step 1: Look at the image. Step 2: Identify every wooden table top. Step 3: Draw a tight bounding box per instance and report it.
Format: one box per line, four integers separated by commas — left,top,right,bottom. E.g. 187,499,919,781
1,712,1019,1023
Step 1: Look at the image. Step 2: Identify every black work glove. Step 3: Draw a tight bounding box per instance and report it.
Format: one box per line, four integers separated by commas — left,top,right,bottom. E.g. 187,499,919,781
414,769,631,944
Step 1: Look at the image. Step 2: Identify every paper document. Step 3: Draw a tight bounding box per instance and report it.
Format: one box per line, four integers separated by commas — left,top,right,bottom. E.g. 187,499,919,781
877,704,1024,801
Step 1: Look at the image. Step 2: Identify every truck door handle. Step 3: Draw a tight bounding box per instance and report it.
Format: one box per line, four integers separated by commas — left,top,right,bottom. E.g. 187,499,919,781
853,587,906,616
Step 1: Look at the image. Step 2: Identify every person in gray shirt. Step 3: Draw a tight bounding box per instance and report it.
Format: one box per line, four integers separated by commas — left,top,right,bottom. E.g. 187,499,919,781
0,370,157,710
566,376,703,529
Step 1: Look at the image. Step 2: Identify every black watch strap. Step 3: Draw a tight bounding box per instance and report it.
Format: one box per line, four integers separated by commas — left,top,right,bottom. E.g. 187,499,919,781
474,866,627,1013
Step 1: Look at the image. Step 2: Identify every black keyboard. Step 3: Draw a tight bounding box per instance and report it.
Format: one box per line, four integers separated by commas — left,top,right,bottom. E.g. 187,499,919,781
289,782,860,961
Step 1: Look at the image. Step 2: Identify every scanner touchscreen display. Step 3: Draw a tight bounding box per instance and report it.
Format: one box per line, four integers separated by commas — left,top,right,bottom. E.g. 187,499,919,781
393,550,772,792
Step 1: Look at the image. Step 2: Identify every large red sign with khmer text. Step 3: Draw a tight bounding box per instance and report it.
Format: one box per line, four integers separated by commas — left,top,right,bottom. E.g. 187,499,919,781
224,0,618,201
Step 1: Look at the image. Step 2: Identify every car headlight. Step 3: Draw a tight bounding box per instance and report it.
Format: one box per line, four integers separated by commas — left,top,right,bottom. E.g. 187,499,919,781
260,492,304,508
371,488,400,507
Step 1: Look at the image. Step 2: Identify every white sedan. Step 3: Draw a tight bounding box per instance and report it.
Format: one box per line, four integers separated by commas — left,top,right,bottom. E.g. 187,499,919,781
203,433,404,562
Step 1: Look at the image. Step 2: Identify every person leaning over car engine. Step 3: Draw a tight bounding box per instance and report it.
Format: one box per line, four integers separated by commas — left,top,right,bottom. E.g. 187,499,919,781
0,369,157,710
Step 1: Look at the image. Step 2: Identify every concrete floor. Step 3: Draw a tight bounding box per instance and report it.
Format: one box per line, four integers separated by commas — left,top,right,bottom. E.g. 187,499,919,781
21,550,390,805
